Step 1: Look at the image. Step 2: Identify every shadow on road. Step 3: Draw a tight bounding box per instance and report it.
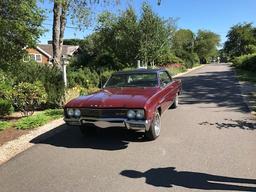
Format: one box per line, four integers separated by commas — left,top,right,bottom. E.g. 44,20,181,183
31,125,146,150
121,167,256,191
199,119,256,130
177,68,250,113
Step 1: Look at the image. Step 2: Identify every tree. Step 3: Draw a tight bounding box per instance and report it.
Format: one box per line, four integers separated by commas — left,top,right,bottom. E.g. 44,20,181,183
195,30,220,63
172,29,197,67
0,0,44,69
51,0,90,66
138,3,173,65
73,8,140,70
173,29,194,53
224,23,256,58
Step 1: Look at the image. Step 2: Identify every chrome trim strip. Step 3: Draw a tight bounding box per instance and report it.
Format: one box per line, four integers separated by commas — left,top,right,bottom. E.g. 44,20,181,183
64,117,151,130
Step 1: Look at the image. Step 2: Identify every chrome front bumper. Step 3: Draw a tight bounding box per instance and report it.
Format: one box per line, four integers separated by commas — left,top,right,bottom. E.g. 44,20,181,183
64,117,151,131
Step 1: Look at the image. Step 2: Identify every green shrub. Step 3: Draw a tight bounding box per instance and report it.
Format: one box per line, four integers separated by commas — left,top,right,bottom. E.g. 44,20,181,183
157,53,184,66
16,109,63,130
68,67,99,88
184,53,199,68
8,62,65,107
0,70,13,100
0,99,14,116
80,87,100,95
232,54,256,71
13,81,47,116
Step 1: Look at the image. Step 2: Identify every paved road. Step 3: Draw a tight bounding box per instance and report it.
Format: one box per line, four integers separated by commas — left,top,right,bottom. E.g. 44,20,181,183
1,63,256,192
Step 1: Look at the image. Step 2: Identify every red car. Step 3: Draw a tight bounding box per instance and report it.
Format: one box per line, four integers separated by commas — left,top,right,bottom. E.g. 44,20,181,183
64,68,182,140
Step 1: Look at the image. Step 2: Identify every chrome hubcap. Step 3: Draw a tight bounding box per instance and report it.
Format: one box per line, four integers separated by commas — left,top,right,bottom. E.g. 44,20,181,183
176,94,179,105
154,114,161,136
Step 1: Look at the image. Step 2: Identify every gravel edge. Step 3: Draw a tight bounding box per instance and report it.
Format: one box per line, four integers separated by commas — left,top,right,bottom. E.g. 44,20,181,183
0,119,65,165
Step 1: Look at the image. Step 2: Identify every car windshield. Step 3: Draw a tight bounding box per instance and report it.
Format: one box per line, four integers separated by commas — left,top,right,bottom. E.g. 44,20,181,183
105,72,158,88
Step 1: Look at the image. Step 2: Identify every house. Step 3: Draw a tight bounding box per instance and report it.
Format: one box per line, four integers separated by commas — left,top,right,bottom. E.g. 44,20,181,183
24,44,79,64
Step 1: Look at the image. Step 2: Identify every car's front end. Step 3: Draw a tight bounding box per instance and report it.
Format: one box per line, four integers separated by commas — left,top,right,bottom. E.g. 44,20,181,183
64,107,151,131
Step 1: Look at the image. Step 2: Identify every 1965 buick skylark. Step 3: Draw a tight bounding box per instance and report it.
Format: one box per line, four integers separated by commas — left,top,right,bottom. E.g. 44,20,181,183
64,68,182,140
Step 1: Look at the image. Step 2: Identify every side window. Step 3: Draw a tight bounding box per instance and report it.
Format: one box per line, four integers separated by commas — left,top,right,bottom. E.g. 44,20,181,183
159,71,172,87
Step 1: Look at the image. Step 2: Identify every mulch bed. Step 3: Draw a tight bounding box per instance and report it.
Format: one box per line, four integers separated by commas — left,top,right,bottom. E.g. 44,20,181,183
0,112,28,146
0,128,29,146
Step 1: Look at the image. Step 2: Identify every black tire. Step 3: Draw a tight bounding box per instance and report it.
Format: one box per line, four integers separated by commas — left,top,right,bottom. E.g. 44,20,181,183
79,125,98,136
171,93,179,109
145,111,161,140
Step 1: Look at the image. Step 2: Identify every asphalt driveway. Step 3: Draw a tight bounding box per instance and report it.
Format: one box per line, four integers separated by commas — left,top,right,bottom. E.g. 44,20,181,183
0,63,255,192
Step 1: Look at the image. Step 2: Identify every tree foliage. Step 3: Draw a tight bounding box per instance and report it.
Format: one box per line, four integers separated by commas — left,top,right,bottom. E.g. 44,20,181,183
0,0,44,69
138,3,172,64
195,30,220,63
224,23,256,58
172,29,198,67
72,3,177,70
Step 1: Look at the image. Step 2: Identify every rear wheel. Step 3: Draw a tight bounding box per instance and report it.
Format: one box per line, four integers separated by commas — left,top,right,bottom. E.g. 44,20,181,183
79,125,98,136
145,111,161,140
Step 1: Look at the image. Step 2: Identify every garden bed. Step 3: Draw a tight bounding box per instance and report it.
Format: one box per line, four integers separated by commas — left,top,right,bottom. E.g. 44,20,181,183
0,109,63,146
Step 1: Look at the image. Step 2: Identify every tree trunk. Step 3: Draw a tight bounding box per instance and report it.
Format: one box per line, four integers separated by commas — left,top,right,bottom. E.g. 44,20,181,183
59,1,67,62
52,1,61,66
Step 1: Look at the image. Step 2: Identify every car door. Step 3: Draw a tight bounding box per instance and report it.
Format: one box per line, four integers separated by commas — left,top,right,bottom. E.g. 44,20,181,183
159,71,176,111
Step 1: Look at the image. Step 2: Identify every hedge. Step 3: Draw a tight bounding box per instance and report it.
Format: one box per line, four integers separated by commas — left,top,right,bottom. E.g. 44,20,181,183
232,54,256,71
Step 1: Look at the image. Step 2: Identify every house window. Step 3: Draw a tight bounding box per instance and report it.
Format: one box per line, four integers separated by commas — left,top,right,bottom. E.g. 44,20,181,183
35,54,42,62
29,54,35,61
28,54,42,62
23,55,30,62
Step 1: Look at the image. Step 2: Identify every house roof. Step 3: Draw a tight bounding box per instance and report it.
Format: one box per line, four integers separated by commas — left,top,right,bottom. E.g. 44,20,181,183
37,44,79,58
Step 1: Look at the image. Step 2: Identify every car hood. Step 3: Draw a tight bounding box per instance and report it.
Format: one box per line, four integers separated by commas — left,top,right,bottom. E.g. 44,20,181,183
65,87,159,108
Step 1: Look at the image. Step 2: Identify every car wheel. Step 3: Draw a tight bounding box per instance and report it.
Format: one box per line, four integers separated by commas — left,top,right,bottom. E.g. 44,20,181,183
145,111,161,140
79,125,98,136
171,93,179,109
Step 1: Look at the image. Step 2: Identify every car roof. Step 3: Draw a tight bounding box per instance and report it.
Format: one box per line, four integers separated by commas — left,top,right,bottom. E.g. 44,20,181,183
113,68,166,75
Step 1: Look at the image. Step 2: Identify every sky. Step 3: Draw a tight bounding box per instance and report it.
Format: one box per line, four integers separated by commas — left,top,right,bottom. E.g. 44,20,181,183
39,0,256,47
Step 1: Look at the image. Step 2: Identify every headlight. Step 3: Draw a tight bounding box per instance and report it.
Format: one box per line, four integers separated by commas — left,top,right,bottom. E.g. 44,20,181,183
127,110,136,119
74,109,81,117
136,110,145,119
67,108,74,117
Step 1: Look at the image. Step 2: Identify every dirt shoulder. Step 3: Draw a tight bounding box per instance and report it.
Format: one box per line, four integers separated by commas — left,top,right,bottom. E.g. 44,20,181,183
238,81,256,116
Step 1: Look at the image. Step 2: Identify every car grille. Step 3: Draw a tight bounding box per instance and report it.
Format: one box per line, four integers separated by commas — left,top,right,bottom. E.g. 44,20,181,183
80,108,128,118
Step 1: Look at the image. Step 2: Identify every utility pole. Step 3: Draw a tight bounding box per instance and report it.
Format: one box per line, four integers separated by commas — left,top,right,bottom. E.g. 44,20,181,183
62,56,68,87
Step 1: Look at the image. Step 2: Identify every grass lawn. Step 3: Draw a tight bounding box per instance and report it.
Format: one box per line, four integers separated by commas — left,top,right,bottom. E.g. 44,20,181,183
235,69,256,83
0,109,63,131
